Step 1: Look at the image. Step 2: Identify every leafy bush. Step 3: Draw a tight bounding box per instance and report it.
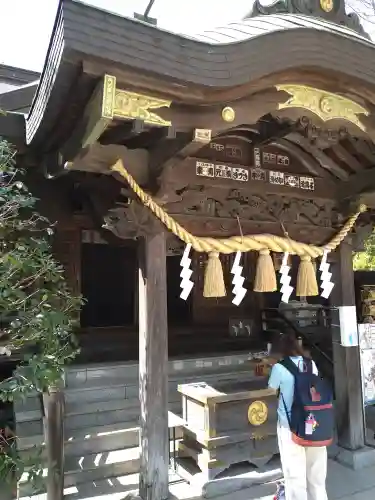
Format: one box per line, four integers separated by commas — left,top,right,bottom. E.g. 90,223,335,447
0,138,82,486
354,231,375,270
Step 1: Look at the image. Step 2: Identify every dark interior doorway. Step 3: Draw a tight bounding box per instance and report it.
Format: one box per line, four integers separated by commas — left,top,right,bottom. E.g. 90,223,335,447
80,243,136,328
167,255,192,326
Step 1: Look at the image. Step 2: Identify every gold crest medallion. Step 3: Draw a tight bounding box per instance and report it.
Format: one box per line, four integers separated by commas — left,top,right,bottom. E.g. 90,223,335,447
248,400,268,426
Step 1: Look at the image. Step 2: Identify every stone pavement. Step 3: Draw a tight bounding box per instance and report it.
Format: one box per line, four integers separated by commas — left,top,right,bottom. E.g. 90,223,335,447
221,458,375,500
18,451,375,500
122,458,375,500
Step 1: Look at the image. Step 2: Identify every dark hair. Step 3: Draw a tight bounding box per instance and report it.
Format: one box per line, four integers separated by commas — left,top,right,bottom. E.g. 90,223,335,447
275,333,306,358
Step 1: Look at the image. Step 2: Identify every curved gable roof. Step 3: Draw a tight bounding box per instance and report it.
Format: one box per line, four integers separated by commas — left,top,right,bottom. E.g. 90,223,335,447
26,0,375,148
191,14,372,45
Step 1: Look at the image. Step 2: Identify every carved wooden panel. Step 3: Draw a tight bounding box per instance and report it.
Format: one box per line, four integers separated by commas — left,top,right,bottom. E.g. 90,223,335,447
196,135,307,175
165,188,339,228
157,157,336,207
197,136,252,166
52,227,81,296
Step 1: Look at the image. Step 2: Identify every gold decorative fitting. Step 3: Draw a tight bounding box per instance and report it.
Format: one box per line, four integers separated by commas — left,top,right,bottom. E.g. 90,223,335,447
222,106,235,123
320,0,334,13
248,401,268,426
102,75,116,119
114,90,171,126
320,0,334,12
276,84,368,131
101,74,171,127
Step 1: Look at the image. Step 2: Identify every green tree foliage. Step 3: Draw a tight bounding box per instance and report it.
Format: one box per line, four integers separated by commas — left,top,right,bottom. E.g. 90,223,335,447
353,231,375,270
0,138,82,486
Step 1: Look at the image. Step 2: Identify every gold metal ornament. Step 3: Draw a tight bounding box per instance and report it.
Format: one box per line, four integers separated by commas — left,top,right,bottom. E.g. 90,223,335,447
320,0,334,12
320,0,334,13
276,84,368,132
248,400,268,426
114,90,171,126
101,74,171,127
222,106,236,123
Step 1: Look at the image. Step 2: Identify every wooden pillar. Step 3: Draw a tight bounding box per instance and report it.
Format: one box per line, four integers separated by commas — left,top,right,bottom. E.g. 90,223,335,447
43,388,65,500
138,230,169,500
331,241,365,450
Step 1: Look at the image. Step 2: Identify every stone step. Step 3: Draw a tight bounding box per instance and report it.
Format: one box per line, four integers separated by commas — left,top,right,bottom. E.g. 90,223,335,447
16,368,258,425
15,364,259,418
19,471,183,500
18,420,140,451
16,391,181,430
65,353,264,389
19,448,141,497
16,400,181,442
20,423,184,463
64,400,181,434
19,440,183,498
63,368,258,397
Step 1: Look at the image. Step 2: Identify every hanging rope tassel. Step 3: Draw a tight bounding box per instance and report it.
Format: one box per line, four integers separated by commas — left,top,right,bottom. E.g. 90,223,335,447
296,255,319,297
254,249,277,292
312,259,317,274
203,252,226,298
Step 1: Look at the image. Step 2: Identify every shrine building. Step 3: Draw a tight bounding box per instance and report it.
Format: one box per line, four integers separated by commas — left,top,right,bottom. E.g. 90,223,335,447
2,0,375,498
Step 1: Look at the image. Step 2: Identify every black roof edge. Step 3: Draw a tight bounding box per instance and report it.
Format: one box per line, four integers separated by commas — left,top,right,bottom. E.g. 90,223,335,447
0,84,38,112
0,64,40,86
0,113,26,150
26,0,375,149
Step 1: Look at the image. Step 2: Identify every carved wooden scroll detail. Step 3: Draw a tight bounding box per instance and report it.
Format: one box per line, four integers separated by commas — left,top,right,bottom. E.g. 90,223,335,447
163,187,340,228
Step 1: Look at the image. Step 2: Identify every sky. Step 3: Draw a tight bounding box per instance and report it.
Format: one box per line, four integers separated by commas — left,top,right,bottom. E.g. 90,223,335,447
0,0,374,73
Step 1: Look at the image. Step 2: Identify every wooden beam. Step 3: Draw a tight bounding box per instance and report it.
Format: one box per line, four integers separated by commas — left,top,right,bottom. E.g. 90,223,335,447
337,167,375,202
127,88,285,133
138,230,169,500
173,214,335,243
331,241,365,450
347,137,375,164
67,142,150,184
331,144,363,173
156,130,212,203
270,138,330,178
61,75,115,163
157,156,337,203
286,133,349,180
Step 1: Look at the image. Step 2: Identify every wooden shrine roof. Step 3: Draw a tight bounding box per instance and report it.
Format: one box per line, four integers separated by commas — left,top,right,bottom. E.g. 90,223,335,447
2,0,375,245
191,15,370,45
25,0,375,150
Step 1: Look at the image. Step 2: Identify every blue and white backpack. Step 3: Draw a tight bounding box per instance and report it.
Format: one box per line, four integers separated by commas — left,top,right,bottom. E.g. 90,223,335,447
280,357,334,447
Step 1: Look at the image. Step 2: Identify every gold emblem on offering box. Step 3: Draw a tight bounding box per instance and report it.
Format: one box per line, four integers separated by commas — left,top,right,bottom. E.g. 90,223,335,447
320,0,334,12
248,400,268,426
